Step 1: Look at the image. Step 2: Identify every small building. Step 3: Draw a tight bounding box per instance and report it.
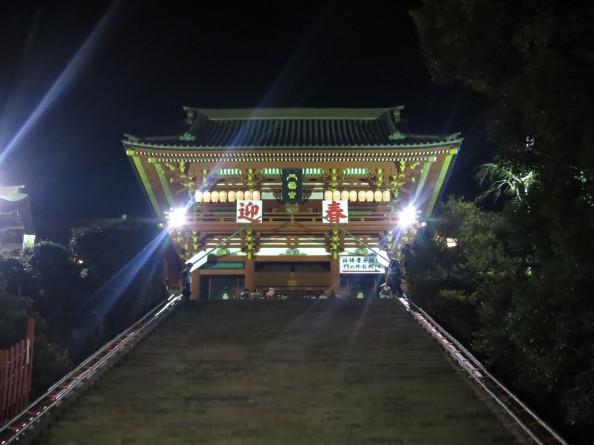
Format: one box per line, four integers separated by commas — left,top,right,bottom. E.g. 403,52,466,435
0,185,35,255
124,107,461,299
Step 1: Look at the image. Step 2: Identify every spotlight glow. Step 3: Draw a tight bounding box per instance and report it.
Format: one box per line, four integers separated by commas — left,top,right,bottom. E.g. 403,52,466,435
399,205,417,227
167,208,187,227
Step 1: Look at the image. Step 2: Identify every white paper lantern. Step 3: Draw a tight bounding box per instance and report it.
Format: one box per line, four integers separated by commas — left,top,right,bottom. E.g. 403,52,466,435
341,190,349,200
349,190,357,202
245,190,253,200
211,191,219,202
358,190,366,202
228,191,236,202
374,190,382,202
382,190,391,202
236,191,244,200
332,190,341,201
203,191,211,203
252,190,261,200
324,190,333,201
366,190,374,202
219,191,227,202
195,191,203,203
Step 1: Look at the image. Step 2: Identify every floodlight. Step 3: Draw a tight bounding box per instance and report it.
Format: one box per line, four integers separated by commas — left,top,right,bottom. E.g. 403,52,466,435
167,208,187,227
398,205,417,227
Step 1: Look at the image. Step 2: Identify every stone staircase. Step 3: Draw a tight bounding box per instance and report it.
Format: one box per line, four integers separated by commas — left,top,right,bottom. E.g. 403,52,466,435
30,299,519,445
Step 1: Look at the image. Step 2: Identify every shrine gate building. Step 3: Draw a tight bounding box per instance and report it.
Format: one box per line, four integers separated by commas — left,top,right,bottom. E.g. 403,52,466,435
124,107,462,300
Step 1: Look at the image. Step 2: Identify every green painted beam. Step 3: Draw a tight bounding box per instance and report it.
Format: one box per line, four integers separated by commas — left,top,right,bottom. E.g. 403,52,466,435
426,149,458,217
154,162,174,208
129,153,161,215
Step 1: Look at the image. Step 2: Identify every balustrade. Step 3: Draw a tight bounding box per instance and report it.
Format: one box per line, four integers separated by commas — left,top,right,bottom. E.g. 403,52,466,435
191,210,396,223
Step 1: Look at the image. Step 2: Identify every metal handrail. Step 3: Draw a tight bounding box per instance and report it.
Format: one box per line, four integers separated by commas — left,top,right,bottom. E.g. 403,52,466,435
0,293,183,445
0,291,569,445
398,296,569,445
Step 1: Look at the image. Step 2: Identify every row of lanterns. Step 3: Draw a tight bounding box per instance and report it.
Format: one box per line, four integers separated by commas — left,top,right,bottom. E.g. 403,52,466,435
324,190,391,203
195,190,261,203
195,189,391,203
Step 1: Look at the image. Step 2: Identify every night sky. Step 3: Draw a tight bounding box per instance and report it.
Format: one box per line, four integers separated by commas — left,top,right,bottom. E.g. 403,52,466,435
1,0,494,242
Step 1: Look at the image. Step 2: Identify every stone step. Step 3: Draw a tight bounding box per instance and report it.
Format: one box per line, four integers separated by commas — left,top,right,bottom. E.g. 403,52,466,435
30,300,519,444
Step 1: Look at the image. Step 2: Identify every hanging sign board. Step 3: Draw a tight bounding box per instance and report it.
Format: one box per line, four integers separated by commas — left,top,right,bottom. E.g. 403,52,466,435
322,200,348,224
236,200,262,224
281,169,303,204
339,255,384,274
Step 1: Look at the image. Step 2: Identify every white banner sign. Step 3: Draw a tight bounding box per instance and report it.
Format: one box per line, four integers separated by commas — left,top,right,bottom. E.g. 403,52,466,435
339,255,384,274
236,200,262,224
322,200,348,224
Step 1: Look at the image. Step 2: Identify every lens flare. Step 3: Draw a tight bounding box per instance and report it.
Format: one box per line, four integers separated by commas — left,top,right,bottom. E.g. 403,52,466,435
0,2,119,166
399,205,417,227
69,227,169,355
167,207,187,227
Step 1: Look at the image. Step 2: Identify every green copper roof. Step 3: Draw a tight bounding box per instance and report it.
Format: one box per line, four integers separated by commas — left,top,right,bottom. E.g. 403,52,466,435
183,107,402,120
123,107,462,150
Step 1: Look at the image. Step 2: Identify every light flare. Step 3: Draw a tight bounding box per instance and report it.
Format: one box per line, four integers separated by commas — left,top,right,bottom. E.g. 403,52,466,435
0,2,119,165
398,205,418,227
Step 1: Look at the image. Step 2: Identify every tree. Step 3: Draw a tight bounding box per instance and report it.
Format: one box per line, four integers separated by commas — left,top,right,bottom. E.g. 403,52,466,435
408,197,518,343
0,256,29,298
412,0,594,435
0,290,32,348
0,290,71,398
21,241,83,344
68,219,168,359
475,160,537,204
0,219,170,396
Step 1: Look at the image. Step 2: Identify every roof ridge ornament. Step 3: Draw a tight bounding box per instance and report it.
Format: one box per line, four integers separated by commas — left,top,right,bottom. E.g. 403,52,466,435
389,131,406,141
179,132,196,141
445,132,462,141
392,106,404,123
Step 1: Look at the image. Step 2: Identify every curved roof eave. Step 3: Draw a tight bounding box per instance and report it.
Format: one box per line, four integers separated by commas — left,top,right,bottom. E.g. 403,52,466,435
123,138,463,151
181,107,402,120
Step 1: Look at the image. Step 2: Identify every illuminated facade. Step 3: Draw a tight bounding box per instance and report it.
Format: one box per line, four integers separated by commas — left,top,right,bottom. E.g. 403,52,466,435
0,185,35,255
124,107,461,299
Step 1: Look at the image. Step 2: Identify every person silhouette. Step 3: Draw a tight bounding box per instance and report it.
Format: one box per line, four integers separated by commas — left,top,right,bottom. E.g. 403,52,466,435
181,264,192,300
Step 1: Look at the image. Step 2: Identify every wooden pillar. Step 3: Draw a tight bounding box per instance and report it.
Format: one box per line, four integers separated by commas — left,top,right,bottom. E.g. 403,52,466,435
245,258,255,293
330,257,340,292
191,269,201,300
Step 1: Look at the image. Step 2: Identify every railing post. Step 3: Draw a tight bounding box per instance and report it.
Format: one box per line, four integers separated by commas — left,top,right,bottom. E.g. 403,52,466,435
0,317,35,424
0,349,7,423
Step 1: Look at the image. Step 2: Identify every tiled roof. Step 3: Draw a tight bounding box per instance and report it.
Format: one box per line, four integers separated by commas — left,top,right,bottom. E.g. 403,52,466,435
124,107,461,149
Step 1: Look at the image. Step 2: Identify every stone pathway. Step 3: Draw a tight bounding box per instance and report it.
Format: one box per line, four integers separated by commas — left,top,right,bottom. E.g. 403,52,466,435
32,299,519,445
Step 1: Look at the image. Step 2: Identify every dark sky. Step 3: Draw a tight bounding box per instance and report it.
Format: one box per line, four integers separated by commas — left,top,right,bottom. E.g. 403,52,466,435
0,0,494,241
